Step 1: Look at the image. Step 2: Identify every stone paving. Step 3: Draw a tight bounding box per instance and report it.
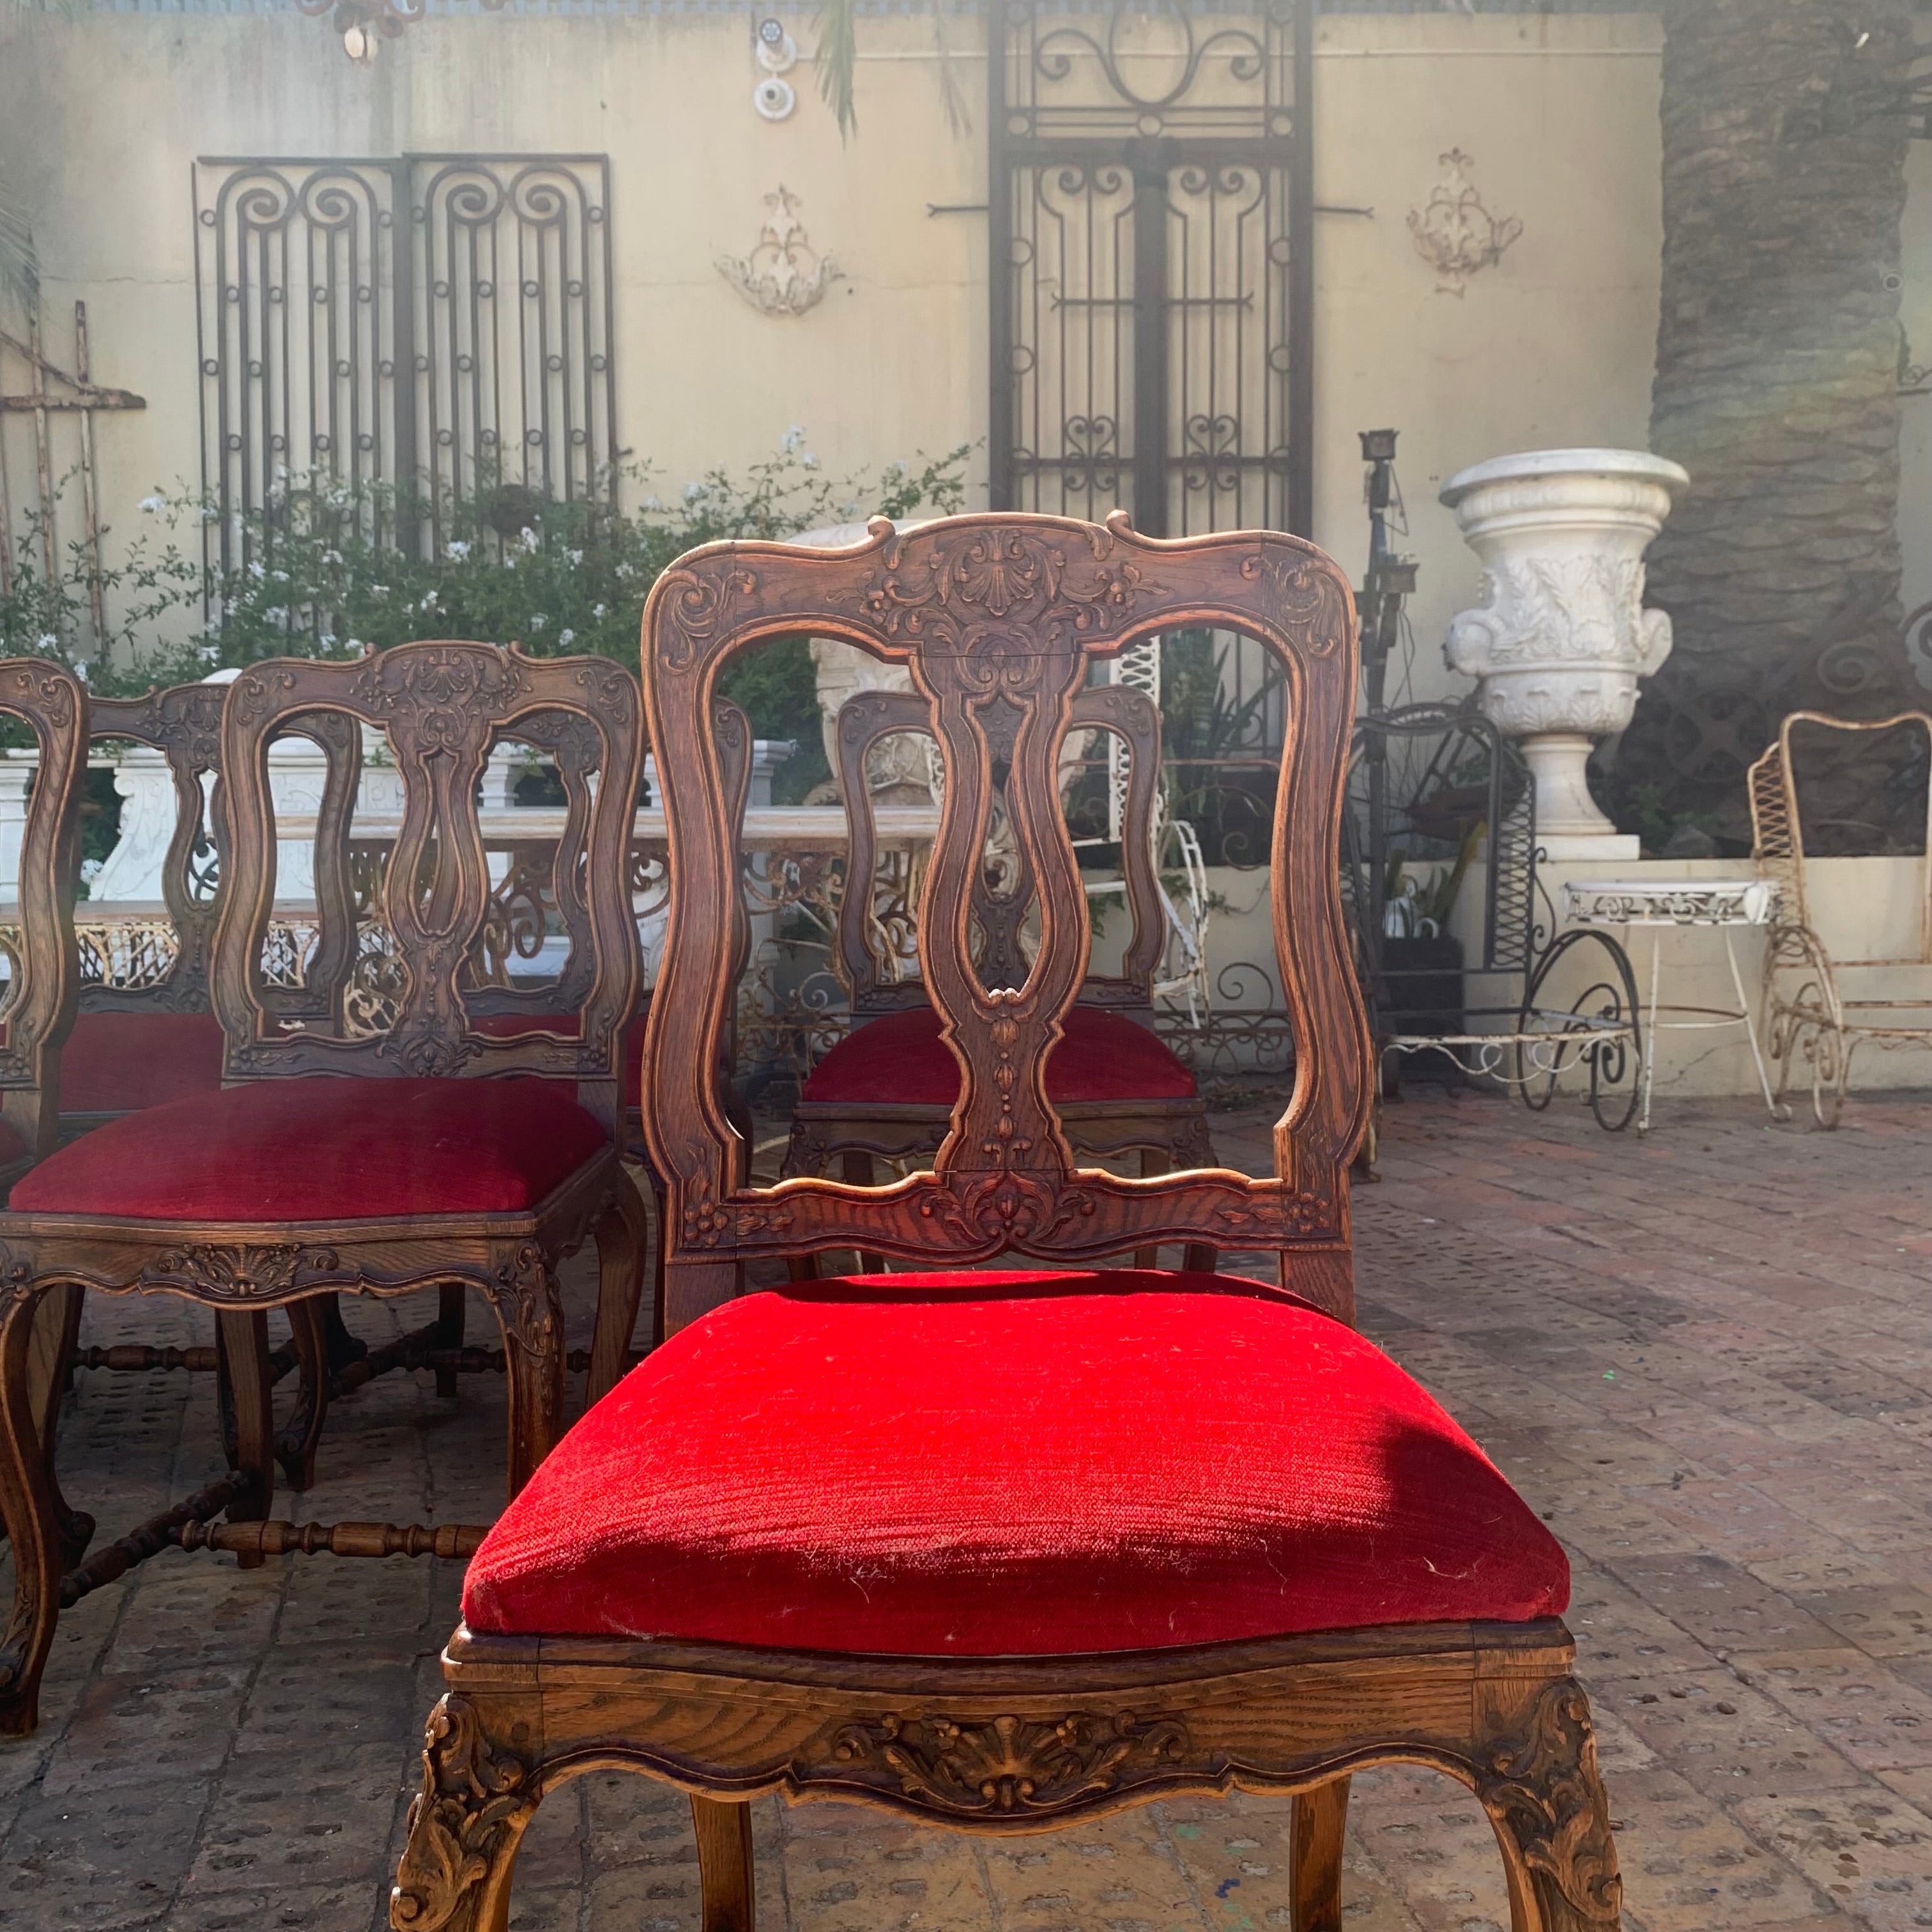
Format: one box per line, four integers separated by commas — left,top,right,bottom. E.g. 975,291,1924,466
2,1085,1931,1931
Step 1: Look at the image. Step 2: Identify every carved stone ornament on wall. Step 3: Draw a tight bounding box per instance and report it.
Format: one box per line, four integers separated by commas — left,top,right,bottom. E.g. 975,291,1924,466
1407,148,1522,296
717,185,844,317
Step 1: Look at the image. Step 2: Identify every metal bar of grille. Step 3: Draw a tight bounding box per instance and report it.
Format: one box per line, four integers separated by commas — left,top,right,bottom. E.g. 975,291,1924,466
197,153,614,565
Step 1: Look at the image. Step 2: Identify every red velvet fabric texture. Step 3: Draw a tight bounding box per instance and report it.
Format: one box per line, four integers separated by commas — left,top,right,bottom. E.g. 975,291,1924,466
801,1006,1197,1107
12,1075,608,1220
463,1272,1568,1654
0,1117,24,1167
60,1011,227,1116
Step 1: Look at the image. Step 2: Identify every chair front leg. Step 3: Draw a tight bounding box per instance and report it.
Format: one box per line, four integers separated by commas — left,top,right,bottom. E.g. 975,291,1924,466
27,1283,93,1568
484,1248,565,1497
0,1278,66,1738
391,1692,540,1932
1473,1676,1622,1932
586,1169,651,1404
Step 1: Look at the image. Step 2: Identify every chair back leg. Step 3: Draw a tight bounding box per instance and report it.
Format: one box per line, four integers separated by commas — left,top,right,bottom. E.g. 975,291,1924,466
275,1297,331,1492
436,1285,468,1399
215,1310,275,1567
588,1170,652,1404
1291,1777,1350,1932
692,1796,756,1932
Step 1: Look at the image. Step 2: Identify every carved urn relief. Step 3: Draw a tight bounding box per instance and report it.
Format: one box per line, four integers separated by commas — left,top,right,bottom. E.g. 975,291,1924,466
1441,448,1688,857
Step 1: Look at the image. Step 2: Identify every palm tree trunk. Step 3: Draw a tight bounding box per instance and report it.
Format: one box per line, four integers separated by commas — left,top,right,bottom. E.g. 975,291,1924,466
1613,0,1918,847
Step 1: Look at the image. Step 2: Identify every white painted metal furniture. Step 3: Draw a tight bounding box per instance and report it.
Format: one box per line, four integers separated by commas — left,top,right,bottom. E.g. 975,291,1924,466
1748,710,1932,1127
1561,878,1779,1133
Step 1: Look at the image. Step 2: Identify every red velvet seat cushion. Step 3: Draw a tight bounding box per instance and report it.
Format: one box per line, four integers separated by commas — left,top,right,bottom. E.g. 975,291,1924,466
464,1272,1567,1654
11,1075,608,1220
801,1006,1197,1107
61,1011,227,1116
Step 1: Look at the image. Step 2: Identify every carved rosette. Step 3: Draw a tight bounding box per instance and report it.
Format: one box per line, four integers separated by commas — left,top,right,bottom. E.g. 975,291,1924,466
1440,450,1686,841
823,1709,1193,1819
391,1694,537,1932
1475,1678,1623,1929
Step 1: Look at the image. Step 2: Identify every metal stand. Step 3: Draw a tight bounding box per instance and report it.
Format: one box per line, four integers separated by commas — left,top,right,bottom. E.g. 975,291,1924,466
1562,879,1782,1132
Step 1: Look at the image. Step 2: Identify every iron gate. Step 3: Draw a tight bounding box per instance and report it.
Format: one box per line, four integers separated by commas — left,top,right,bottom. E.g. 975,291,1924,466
194,153,616,572
988,1,1313,540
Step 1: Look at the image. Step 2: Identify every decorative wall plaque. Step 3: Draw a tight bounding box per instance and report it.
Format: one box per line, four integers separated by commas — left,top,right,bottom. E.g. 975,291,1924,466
1407,148,1522,296
717,186,844,317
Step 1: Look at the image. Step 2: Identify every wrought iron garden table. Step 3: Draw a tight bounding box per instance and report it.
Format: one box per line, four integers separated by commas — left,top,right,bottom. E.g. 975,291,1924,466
1561,878,1781,1133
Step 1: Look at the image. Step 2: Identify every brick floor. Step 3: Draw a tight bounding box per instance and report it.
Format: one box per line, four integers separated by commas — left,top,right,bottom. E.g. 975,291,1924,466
3,1085,1931,1930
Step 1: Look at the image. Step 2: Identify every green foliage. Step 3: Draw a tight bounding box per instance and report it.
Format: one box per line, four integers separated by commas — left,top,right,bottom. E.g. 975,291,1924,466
1158,627,1282,868
815,0,859,141
0,505,201,692
719,635,830,805
1384,820,1482,933
0,436,971,724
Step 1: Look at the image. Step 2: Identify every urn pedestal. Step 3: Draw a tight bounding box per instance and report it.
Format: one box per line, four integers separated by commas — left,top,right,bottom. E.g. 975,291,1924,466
1440,448,1687,860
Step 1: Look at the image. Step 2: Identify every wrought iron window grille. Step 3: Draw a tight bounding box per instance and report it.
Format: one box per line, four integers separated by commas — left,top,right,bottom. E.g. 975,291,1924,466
193,153,617,580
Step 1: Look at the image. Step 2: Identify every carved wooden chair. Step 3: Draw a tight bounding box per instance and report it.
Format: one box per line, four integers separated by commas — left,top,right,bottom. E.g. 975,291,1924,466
63,682,376,1459
0,661,86,1190
786,683,1218,1245
0,641,650,1738
389,516,1621,1932
0,661,89,1565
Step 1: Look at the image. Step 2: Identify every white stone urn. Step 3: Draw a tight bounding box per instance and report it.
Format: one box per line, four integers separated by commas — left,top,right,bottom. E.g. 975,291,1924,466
1440,448,1687,856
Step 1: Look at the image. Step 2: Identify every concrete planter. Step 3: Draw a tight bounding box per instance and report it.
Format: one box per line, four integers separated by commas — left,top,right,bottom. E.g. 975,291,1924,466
1441,448,1687,857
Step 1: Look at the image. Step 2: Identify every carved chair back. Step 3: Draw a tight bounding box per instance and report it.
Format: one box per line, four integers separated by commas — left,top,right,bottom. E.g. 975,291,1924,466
0,660,88,1162
834,681,1165,1018
210,643,645,1131
1749,709,1932,962
640,514,1369,1332
84,686,361,1021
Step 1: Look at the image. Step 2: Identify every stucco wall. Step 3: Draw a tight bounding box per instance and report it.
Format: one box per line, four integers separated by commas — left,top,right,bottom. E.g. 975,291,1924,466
0,4,1664,684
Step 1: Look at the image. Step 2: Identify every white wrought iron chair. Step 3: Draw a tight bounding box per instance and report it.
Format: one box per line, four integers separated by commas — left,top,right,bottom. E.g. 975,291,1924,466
1749,709,1932,1126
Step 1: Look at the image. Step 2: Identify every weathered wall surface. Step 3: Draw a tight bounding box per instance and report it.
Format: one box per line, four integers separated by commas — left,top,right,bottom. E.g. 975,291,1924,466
0,4,1664,686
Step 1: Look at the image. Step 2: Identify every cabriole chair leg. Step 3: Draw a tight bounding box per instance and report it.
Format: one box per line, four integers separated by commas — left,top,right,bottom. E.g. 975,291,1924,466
0,1280,65,1738
29,1283,94,1568
1471,1676,1621,1932
484,1256,567,1497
